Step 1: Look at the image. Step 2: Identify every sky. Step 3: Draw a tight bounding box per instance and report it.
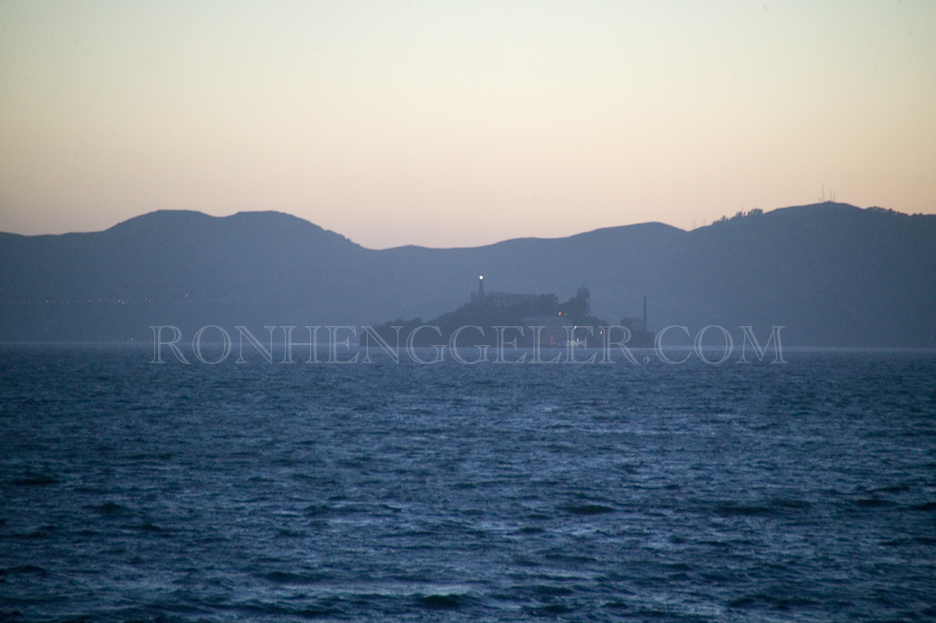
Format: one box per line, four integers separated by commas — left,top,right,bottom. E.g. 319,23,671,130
1,1,934,249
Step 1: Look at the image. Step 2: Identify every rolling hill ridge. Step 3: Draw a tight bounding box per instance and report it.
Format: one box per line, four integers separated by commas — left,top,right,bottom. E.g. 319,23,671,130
1,203,934,346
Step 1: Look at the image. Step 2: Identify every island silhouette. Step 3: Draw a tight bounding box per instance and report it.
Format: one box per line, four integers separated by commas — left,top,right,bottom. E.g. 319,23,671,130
363,279,656,349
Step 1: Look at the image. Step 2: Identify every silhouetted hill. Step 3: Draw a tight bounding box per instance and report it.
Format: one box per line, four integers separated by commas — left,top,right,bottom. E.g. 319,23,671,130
1,203,934,346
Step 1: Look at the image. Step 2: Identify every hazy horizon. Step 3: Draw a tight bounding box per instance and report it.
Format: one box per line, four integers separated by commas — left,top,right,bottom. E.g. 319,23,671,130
0,201,895,251
2,1,934,249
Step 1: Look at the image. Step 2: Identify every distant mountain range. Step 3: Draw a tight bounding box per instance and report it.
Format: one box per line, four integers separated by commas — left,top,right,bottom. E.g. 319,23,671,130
1,203,934,346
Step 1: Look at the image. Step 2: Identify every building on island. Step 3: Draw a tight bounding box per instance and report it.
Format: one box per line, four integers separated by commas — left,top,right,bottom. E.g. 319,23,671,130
364,277,654,349
470,276,542,308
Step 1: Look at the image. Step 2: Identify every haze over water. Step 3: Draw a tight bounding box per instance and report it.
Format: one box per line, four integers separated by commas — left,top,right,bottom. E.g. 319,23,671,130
3,3,935,621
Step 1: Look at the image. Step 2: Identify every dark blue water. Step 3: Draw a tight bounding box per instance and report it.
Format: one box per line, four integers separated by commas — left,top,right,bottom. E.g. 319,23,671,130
2,346,935,621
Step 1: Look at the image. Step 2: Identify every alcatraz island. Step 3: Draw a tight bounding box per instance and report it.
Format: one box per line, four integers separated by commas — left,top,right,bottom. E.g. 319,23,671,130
363,277,655,349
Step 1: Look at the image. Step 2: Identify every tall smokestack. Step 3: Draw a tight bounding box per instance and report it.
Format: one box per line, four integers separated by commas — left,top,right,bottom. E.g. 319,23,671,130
479,275,484,297
643,295,647,332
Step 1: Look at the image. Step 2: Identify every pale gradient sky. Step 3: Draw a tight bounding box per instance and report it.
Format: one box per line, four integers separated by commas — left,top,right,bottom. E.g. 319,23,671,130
1,1,934,248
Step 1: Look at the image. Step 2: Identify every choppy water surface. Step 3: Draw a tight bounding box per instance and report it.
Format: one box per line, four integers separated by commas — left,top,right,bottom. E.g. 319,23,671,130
1,346,935,621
